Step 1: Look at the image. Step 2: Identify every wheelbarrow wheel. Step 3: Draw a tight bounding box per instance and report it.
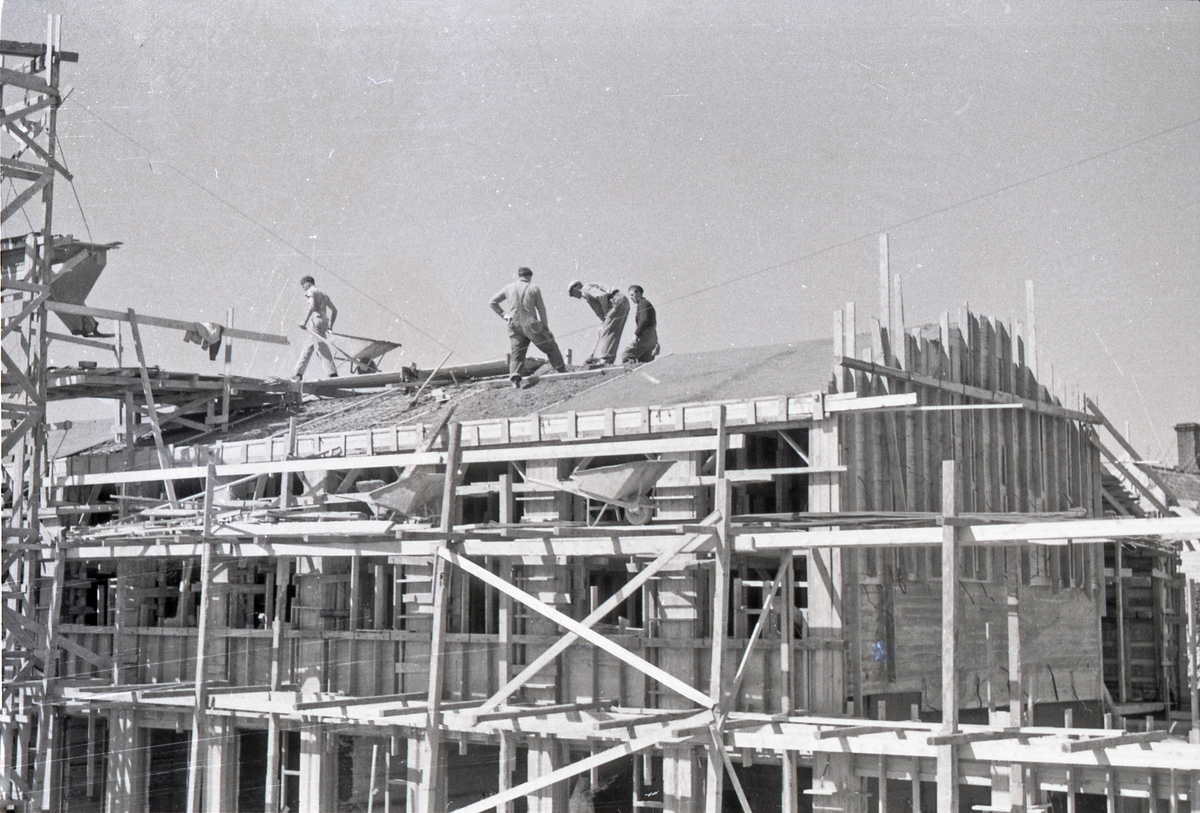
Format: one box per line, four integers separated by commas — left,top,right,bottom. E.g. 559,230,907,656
624,504,653,525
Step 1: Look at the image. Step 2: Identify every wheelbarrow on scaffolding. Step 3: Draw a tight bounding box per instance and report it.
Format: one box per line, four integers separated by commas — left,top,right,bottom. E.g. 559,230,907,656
356,472,445,521
526,459,675,526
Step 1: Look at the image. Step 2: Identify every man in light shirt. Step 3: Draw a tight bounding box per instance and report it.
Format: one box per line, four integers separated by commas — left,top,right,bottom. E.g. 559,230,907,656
490,267,567,388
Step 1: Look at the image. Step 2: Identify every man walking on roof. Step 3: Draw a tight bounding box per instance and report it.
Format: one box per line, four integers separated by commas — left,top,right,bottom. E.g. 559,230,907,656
621,285,659,364
568,280,629,366
294,275,339,380
490,267,568,388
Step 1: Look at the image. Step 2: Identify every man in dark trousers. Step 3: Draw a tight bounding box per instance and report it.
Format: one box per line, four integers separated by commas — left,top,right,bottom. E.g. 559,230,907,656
490,267,568,387
621,284,659,364
568,280,629,365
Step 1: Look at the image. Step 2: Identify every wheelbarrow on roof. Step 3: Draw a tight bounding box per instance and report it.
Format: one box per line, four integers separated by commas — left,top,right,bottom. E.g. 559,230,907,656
302,326,402,375
526,459,675,526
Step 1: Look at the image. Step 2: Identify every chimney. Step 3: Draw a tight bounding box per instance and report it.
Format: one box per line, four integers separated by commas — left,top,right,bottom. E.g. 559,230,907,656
1176,423,1200,473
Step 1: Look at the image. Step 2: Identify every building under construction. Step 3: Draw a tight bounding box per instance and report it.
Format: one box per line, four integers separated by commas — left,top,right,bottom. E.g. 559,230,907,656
5,25,1200,813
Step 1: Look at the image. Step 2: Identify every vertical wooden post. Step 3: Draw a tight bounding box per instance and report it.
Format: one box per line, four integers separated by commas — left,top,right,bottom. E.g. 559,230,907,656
265,556,291,813
1007,545,1025,810
1115,541,1129,704
705,406,730,813
121,390,136,521
1187,576,1199,745
186,464,217,813
938,460,959,813
36,549,65,811
281,417,298,509
417,422,461,813
879,234,892,344
221,308,234,425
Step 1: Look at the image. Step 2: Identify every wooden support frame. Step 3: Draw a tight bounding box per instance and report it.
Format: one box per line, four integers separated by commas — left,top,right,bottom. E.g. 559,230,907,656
451,714,705,813
437,547,713,708
474,513,720,714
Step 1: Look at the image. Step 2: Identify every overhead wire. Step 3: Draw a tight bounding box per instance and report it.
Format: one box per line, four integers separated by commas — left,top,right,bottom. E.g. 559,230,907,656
556,113,1200,342
63,97,462,360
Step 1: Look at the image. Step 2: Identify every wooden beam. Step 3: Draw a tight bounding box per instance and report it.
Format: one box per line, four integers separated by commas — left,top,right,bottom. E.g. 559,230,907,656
1091,436,1171,515
926,728,1021,747
939,459,960,813
706,405,731,813
839,356,1096,424
418,422,462,813
814,725,896,740
45,301,289,344
470,700,611,724
1061,730,1170,753
127,309,179,508
185,465,216,813
55,433,748,488
1086,399,1176,500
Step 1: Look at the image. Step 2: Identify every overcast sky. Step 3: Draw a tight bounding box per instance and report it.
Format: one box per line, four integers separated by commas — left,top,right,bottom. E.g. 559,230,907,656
4,1,1197,463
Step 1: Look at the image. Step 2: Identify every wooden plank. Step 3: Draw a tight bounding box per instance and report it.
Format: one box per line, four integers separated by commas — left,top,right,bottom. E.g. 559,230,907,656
45,301,289,344
839,356,1095,423
55,432,749,488
1061,730,1170,753
127,309,179,508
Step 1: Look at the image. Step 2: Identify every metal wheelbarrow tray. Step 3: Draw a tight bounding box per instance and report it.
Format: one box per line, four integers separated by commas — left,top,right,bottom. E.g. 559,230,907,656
530,459,675,525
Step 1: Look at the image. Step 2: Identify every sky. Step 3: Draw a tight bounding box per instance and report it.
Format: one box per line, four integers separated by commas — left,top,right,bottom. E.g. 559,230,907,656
3,1,1198,464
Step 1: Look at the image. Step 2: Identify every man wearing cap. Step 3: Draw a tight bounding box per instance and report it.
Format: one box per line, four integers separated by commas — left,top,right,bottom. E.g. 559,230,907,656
621,285,659,364
490,267,568,388
567,280,629,366
293,275,339,380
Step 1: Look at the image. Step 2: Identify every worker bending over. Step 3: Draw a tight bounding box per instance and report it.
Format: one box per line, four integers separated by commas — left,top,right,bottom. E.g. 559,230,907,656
568,280,629,365
621,285,659,364
293,275,339,380
490,267,568,388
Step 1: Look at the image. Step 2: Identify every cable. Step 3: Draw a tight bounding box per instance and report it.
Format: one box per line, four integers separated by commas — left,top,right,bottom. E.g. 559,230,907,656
652,114,1200,312
54,133,94,242
65,98,461,358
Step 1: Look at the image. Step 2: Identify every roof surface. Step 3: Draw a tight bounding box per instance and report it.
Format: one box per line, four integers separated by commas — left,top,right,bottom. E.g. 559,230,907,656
551,339,835,412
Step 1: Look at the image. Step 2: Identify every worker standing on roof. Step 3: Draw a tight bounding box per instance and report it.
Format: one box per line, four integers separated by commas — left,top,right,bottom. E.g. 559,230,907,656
621,285,659,364
490,267,568,388
568,280,629,366
293,275,339,380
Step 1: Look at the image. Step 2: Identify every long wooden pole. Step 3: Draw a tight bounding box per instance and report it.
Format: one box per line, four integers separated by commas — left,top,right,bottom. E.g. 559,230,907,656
416,422,461,813
264,556,291,812
1187,577,1199,745
705,406,731,813
938,459,959,813
185,464,217,813
127,308,179,508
